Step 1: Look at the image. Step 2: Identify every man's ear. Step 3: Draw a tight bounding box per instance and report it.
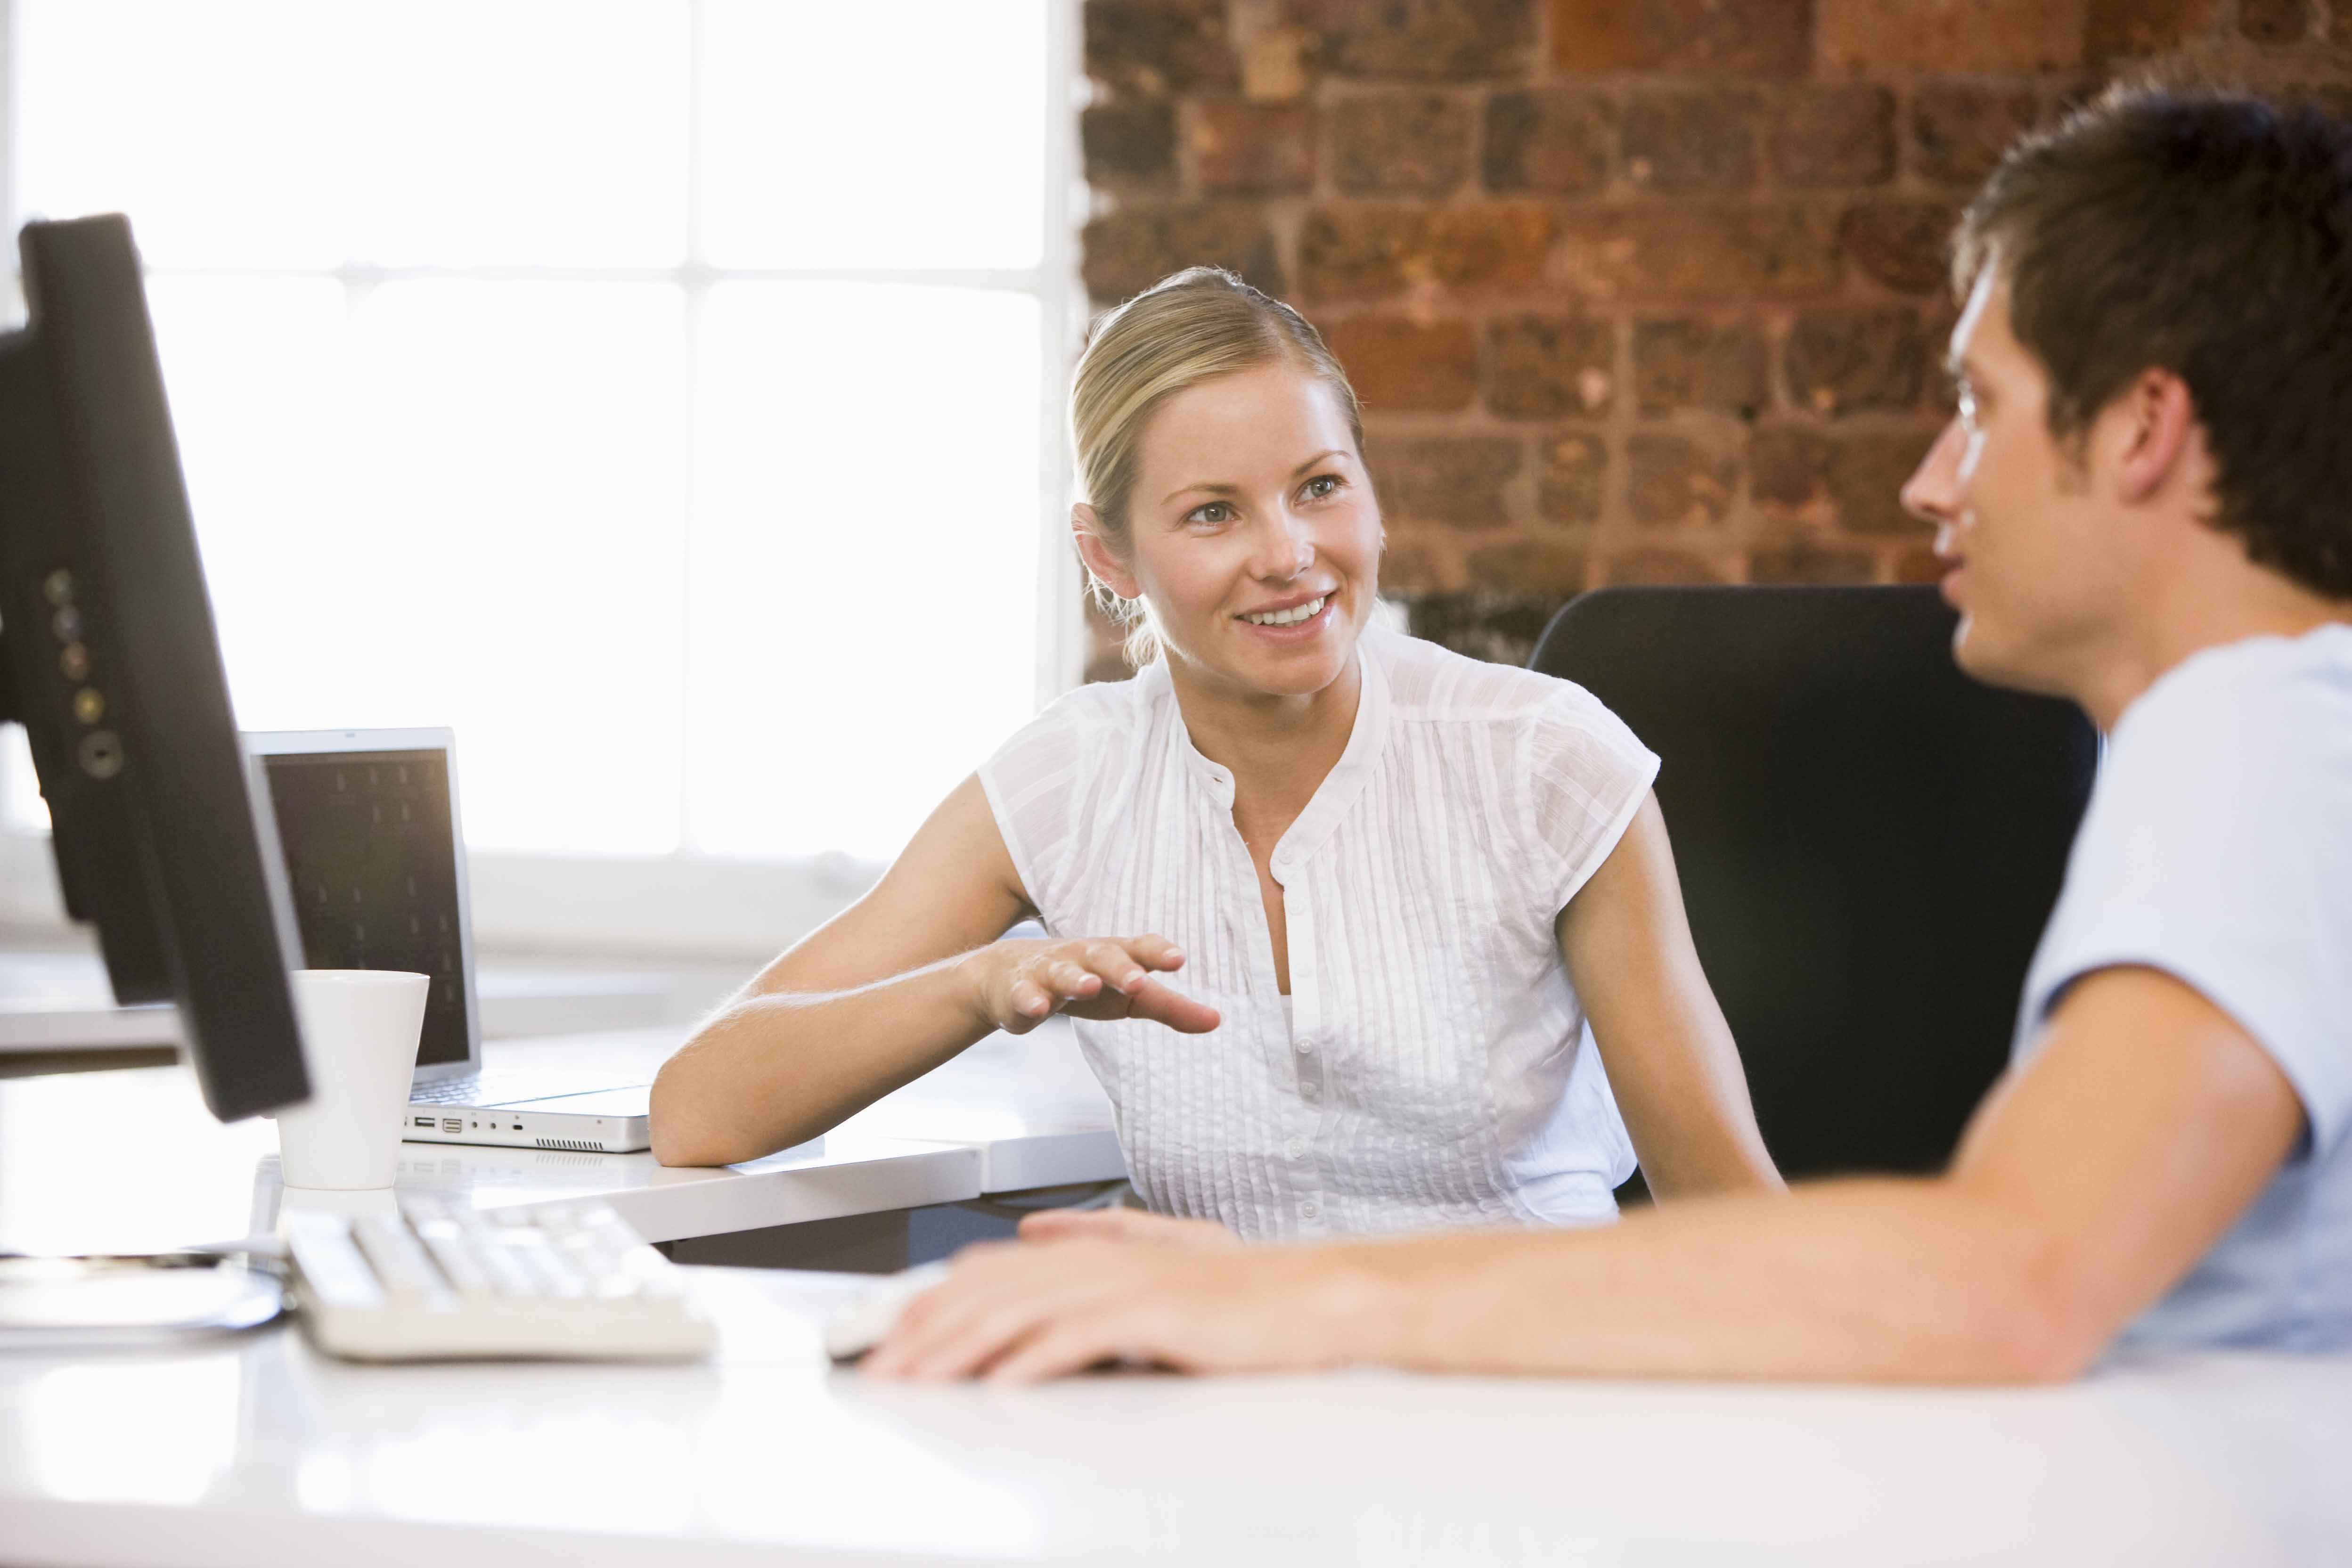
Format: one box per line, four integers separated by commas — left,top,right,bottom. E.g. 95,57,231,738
2110,368,2199,506
1072,504,1140,601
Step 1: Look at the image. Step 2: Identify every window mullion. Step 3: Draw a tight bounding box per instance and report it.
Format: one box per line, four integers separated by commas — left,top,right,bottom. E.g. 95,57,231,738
678,0,707,859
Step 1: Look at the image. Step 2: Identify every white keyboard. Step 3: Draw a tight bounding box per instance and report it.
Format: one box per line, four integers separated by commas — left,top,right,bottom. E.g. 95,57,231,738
281,1195,713,1363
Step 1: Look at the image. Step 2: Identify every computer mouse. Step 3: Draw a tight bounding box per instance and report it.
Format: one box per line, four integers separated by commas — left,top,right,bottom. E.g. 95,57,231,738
824,1260,953,1362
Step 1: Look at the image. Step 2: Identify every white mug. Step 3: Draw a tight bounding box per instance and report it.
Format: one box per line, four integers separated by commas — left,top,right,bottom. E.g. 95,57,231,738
274,969,429,1191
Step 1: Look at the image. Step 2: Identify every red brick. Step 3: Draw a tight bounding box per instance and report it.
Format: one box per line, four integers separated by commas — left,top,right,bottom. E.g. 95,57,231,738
1368,434,1524,528
1633,318,1769,416
1820,0,2088,72
1839,200,1962,296
1749,541,1878,582
1826,428,1936,533
1911,86,2042,189
2237,0,2311,41
1751,425,1934,533
1891,543,1945,584
1321,316,1481,412
1623,90,1761,192
1298,204,1555,300
1187,101,1312,194
1083,103,1176,188
1489,317,1616,418
1303,0,1539,79
1603,547,1734,584
1552,0,1814,77
1625,430,1740,528
2086,0,2223,59
1538,432,1609,523
1786,307,1928,415
1464,536,1593,596
1751,425,1829,510
1557,205,1842,302
1241,24,1315,101
1082,204,1283,304
1550,0,1644,70
1482,90,1613,195
1326,93,1471,195
1769,87,1895,188
1086,0,1238,98
1379,537,1466,592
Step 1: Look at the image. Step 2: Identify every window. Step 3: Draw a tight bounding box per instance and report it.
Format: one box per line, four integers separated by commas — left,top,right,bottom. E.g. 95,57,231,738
1,1,1079,890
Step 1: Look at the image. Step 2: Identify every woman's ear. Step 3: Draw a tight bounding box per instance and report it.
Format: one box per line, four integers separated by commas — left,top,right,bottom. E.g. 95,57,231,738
1072,504,1140,601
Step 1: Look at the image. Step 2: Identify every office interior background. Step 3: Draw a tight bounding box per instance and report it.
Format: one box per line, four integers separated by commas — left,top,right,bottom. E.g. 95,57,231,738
1,0,2346,1000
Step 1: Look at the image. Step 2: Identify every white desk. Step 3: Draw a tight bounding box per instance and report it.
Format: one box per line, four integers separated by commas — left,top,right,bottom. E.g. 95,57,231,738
0,1266,2344,1567
0,1021,1122,1258
0,950,679,1053
486,1021,1126,1200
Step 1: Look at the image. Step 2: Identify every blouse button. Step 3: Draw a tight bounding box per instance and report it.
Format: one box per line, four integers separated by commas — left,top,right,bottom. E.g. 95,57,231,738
1295,1037,1313,1054
1299,1200,1321,1222
1283,1137,1308,1161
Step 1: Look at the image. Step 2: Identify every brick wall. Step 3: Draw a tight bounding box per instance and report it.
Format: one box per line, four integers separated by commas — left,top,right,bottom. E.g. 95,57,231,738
1077,0,2352,671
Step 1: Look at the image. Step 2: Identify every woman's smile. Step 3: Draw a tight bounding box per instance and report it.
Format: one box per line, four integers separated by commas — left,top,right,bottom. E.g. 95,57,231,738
1236,589,1337,641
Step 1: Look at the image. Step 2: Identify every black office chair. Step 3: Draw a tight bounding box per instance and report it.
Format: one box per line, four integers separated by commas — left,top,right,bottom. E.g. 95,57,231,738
1528,586,2098,1184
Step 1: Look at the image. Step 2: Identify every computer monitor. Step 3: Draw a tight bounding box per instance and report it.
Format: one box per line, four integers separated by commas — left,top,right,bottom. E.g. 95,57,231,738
0,213,309,1122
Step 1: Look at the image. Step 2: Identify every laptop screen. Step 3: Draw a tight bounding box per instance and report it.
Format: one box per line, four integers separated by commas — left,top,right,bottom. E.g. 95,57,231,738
259,747,471,1070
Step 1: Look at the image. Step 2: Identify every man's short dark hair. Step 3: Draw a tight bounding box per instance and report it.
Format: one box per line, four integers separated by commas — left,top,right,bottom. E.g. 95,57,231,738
1953,87,2352,599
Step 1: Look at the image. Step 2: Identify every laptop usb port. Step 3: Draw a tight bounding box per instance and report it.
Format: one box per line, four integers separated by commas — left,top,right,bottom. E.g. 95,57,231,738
413,1116,433,1128
441,1118,463,1134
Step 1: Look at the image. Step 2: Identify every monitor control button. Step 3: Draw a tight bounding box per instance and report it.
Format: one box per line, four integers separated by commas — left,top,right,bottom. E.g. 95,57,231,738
58,643,91,682
41,569,74,606
76,729,123,780
72,688,106,725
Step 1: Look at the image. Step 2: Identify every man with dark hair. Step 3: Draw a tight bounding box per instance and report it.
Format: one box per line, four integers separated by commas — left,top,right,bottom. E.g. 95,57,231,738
865,88,2352,1384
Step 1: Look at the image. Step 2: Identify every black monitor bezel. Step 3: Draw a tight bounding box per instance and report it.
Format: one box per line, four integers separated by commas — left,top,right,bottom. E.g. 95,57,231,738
0,214,308,1122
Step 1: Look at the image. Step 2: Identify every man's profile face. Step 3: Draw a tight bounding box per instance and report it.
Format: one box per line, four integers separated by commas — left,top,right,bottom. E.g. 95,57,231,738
1900,268,2132,699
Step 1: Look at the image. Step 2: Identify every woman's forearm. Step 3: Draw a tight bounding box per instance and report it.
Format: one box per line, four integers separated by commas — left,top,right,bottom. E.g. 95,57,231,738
649,953,994,1166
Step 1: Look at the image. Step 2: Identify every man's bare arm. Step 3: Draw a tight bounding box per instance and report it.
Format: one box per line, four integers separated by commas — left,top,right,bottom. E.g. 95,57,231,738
867,965,2305,1383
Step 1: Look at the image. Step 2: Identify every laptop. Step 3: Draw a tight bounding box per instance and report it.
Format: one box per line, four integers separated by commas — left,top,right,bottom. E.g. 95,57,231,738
243,727,655,1153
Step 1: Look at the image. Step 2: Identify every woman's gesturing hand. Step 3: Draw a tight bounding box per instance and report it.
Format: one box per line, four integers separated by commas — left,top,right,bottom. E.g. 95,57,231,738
963,935,1220,1037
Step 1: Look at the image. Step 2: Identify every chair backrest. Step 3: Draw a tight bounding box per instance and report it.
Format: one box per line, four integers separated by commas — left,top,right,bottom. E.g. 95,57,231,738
1528,585,2098,1180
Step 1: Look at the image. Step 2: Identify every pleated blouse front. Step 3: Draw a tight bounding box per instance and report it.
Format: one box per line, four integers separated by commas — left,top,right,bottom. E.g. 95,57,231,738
978,627,1659,1242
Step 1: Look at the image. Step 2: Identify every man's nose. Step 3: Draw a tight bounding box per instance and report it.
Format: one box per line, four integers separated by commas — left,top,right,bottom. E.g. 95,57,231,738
1900,418,1968,530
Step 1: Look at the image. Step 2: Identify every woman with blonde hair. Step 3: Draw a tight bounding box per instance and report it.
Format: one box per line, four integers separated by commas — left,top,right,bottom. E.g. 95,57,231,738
651,268,1779,1243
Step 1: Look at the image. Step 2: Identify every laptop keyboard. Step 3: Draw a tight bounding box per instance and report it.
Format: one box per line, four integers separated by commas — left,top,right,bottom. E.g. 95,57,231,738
410,1067,644,1108
410,1075,489,1105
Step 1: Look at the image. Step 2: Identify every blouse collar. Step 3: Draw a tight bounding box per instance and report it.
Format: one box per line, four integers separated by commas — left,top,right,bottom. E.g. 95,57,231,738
1156,629,1396,882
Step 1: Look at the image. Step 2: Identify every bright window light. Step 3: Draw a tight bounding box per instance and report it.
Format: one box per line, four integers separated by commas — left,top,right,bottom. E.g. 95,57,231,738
699,1,1048,271
690,283,1041,858
6,0,1061,862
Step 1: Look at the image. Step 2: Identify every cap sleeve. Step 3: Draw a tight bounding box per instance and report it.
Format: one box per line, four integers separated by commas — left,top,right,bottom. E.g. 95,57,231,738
2021,653,2352,1156
1516,679,1661,917
974,685,1126,931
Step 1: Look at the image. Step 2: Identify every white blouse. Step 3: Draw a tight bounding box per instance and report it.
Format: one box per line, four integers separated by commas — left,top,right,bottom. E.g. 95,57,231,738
978,627,1659,1241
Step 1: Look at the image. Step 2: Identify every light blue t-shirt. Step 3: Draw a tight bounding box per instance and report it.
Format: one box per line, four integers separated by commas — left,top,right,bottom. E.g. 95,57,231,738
2014,624,2352,1352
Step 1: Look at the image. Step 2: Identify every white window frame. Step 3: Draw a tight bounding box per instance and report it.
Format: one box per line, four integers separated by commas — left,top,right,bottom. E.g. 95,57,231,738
0,0,1087,960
